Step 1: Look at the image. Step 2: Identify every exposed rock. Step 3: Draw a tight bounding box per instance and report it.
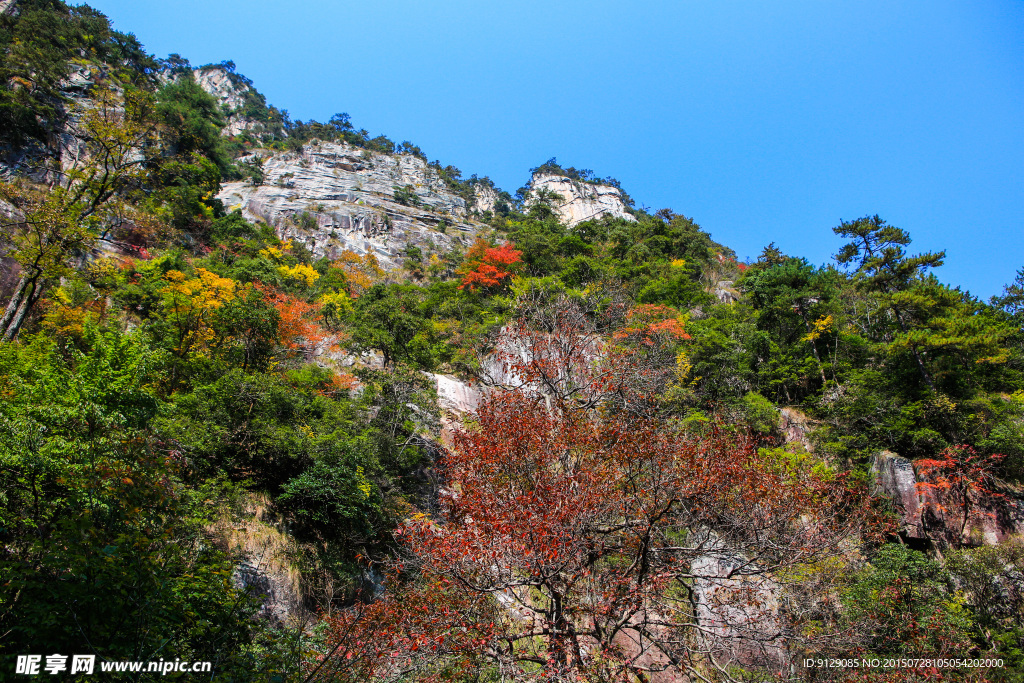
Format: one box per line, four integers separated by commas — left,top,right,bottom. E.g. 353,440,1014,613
0,0,18,17
871,450,1024,546
193,67,255,137
713,279,740,303
233,559,306,628
189,65,283,139
0,197,21,223
216,142,484,267
471,183,499,215
690,534,789,671
432,373,481,415
779,407,815,453
528,173,635,227
871,451,927,541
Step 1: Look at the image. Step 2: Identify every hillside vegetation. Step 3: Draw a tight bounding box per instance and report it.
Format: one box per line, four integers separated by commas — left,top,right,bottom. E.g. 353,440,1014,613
1,2,1023,681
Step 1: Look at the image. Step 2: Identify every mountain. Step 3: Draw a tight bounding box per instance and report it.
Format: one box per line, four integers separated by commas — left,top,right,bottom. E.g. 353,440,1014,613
1,2,1023,681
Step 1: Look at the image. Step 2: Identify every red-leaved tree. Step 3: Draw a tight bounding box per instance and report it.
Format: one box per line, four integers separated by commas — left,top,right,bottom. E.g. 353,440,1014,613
317,296,876,683
916,445,1006,547
458,238,523,292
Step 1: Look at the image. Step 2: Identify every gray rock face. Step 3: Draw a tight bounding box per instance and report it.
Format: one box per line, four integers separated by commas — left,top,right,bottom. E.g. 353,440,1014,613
432,373,481,415
233,559,306,627
217,142,485,267
871,451,927,540
713,279,740,303
779,407,815,452
192,67,258,137
0,0,18,16
871,450,1024,545
528,173,635,227
691,549,789,671
471,183,500,215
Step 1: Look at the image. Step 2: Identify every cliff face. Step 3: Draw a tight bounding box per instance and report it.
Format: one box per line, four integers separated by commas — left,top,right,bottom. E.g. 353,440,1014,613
529,173,635,227
192,67,260,138
188,66,638,258
217,142,492,267
871,450,1024,546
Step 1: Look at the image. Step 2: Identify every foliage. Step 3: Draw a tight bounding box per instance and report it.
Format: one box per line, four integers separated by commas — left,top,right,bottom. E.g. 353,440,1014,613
841,544,975,659
1,6,1023,678
0,331,300,679
916,445,1006,547
323,306,875,681
457,238,523,292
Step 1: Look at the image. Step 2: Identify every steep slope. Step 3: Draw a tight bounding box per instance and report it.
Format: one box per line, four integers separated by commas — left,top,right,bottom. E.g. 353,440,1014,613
528,172,635,227
217,143,493,266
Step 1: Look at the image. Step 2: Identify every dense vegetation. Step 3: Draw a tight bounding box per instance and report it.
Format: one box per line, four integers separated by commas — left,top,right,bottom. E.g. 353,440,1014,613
1,1,1022,681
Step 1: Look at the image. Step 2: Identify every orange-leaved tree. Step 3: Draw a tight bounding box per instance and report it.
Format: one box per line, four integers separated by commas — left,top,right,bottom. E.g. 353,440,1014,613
458,238,523,292
255,284,342,359
916,445,1006,547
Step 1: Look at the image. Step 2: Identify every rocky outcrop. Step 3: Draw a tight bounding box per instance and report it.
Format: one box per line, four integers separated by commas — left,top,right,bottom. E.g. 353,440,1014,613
0,0,18,17
779,407,815,452
193,67,259,137
691,549,789,671
217,142,484,267
871,450,1024,546
713,279,740,303
233,559,307,627
471,183,500,215
433,373,481,415
871,451,927,541
528,173,635,227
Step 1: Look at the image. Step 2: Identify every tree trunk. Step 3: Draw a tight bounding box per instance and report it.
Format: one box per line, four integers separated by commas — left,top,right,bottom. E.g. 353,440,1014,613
3,276,42,341
0,273,29,334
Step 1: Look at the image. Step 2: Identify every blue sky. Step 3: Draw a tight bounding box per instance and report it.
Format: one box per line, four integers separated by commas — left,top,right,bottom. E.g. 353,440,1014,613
87,0,1023,298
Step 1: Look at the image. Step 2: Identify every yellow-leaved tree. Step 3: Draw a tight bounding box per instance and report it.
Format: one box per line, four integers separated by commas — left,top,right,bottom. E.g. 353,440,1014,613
159,268,236,357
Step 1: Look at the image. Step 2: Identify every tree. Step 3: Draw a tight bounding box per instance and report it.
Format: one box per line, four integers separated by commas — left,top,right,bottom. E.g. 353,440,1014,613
841,544,975,662
916,445,1006,547
833,215,945,391
993,266,1024,326
155,74,231,174
322,300,875,682
212,283,280,371
0,87,155,340
0,0,131,151
458,238,523,292
158,267,237,358
349,283,430,369
0,330,295,678
741,256,836,396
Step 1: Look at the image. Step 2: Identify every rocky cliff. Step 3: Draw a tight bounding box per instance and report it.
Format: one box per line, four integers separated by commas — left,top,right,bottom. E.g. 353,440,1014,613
216,143,496,267
871,450,1024,546
192,66,263,138
187,66,638,262
528,173,635,227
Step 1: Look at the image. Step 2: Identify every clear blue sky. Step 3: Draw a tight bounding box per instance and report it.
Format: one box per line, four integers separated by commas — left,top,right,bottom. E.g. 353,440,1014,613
86,0,1023,298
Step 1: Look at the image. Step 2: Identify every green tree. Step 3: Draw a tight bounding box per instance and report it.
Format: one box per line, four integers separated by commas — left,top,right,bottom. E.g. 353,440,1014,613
834,215,945,390
0,87,155,340
0,330,296,678
155,75,232,176
349,283,432,369
842,544,974,658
